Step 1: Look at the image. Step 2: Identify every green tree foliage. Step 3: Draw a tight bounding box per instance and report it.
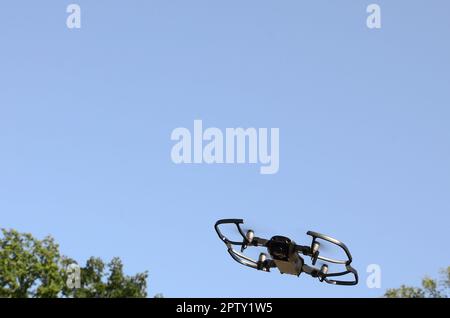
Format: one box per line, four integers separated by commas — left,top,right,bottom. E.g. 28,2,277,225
0,229,148,298
384,266,450,298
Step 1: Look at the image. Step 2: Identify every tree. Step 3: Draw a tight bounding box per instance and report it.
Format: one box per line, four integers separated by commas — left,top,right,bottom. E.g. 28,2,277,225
384,266,449,298
0,229,148,298
61,257,148,298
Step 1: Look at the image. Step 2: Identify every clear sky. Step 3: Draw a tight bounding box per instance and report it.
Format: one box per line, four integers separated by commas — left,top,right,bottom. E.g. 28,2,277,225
1,1,449,297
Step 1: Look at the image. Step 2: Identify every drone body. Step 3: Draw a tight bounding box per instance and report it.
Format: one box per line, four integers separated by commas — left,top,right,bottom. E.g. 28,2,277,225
265,236,303,276
215,219,358,286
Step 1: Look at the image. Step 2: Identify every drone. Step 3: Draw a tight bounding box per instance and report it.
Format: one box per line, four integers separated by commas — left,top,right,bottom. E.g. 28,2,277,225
214,219,358,286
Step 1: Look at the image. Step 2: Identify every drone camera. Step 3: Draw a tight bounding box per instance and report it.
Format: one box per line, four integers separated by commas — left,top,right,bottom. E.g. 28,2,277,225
265,236,304,276
267,236,292,261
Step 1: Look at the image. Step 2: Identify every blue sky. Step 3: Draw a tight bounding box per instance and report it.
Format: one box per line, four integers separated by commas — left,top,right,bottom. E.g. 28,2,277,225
1,1,449,297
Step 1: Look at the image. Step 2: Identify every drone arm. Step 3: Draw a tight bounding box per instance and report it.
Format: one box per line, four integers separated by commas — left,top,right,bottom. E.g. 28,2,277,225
301,264,320,277
251,237,268,247
294,244,311,256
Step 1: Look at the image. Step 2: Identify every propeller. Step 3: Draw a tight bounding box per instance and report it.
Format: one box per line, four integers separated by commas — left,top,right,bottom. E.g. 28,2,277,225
308,237,340,265
228,218,273,241
313,237,349,264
